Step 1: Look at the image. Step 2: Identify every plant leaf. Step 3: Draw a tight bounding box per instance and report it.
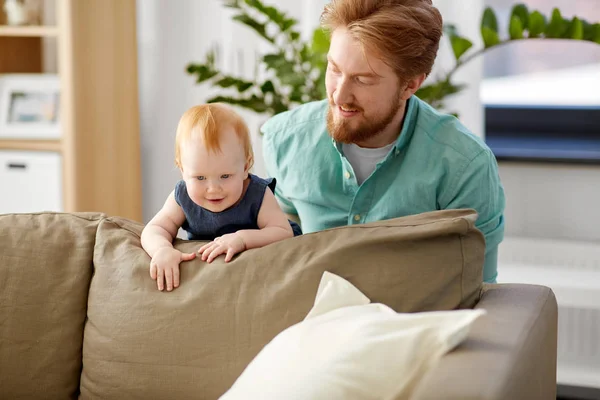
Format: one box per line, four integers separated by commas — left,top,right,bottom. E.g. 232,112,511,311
509,15,524,39
238,82,254,92
232,14,274,43
214,76,254,92
481,8,500,48
223,0,240,9
271,102,289,115
481,26,500,48
565,17,584,40
245,0,283,24
528,10,546,38
289,87,304,103
281,18,296,32
545,8,567,38
214,77,239,88
510,4,529,30
582,20,593,40
311,28,330,55
244,0,298,34
263,53,293,74
443,23,459,37
415,84,438,104
586,23,600,44
280,73,305,87
186,63,219,83
260,80,275,94
450,35,473,60
259,5,285,24
207,94,270,113
213,77,235,87
263,53,303,86
415,80,465,109
444,23,473,60
481,7,499,34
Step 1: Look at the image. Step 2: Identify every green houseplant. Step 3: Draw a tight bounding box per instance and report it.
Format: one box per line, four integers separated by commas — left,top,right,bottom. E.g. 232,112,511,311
187,0,600,116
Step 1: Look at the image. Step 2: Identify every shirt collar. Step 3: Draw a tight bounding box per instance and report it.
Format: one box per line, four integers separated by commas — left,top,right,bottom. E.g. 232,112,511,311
393,95,418,152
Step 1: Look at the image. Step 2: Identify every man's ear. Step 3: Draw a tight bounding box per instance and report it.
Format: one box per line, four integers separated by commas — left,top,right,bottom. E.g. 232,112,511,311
401,73,427,100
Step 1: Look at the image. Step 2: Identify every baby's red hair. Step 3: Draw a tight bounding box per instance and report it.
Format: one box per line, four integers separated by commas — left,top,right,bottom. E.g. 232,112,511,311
174,103,254,170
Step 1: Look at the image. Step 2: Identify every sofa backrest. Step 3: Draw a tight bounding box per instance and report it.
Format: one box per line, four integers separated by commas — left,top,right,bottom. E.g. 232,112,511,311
0,212,103,400
81,209,484,400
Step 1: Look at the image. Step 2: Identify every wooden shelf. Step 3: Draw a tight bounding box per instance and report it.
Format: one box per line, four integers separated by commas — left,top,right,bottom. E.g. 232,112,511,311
0,140,62,152
0,25,58,37
0,1,142,222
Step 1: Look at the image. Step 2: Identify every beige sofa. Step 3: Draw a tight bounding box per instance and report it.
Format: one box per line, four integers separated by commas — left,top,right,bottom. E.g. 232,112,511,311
0,210,557,399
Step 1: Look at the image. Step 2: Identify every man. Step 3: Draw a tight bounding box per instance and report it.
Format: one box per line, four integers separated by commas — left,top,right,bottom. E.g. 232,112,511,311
262,0,505,283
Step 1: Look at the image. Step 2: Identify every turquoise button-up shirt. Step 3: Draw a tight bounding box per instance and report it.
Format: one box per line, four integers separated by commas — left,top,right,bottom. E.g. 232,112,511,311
262,96,505,283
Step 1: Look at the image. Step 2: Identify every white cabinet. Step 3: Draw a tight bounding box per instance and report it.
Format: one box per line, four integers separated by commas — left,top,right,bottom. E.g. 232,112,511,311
0,150,62,213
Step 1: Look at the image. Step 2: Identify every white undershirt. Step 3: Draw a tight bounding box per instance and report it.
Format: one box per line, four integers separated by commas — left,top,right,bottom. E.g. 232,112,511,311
342,142,395,185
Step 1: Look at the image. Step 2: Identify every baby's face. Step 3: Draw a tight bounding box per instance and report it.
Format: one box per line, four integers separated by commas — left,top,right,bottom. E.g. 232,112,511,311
179,127,249,213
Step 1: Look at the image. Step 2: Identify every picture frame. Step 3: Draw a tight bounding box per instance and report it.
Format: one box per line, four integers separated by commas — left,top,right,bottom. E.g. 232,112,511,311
0,74,61,140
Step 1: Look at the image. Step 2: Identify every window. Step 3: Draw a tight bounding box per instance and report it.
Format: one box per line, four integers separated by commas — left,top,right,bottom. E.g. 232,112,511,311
481,0,600,163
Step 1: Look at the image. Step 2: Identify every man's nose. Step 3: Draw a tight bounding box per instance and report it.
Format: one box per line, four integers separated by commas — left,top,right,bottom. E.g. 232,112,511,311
333,78,353,105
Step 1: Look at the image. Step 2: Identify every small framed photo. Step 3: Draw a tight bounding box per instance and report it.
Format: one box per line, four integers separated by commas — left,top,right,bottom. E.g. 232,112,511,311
0,74,61,140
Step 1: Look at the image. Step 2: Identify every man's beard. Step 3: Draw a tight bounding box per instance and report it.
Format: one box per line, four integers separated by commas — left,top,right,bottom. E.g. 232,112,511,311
326,95,402,145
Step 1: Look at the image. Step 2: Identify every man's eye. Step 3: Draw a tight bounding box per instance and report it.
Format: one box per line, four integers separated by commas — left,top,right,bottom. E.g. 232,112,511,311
196,176,205,181
221,174,231,179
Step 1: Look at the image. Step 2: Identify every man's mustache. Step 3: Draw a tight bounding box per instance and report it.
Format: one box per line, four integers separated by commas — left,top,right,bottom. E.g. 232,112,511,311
329,100,364,113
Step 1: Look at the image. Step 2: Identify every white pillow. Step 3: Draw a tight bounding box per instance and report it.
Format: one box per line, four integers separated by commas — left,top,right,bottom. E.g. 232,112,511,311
219,271,485,400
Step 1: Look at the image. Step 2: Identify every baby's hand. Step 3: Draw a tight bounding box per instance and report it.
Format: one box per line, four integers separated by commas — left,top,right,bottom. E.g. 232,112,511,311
149,247,196,291
198,233,246,263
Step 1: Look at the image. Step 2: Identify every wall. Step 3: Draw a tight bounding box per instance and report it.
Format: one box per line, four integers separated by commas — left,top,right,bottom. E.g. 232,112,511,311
499,163,600,241
432,0,484,138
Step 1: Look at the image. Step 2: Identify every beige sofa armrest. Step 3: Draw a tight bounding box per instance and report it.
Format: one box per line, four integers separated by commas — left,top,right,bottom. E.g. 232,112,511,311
411,284,558,400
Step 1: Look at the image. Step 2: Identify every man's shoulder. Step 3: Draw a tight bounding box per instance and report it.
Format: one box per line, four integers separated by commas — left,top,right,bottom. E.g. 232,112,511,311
413,96,491,163
261,100,328,142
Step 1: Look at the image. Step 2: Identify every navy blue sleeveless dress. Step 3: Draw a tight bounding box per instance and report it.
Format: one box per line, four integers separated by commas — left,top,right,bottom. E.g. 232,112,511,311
174,174,302,240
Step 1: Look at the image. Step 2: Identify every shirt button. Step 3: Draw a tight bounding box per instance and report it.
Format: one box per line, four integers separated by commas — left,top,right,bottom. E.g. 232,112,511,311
344,171,351,179
354,214,361,221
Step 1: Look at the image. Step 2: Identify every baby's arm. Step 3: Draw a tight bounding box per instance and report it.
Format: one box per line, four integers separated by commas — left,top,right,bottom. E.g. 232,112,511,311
141,191,196,291
238,188,294,248
198,189,293,263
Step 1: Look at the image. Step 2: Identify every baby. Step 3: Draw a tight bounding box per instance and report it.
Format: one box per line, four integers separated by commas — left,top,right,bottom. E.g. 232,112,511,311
141,103,301,291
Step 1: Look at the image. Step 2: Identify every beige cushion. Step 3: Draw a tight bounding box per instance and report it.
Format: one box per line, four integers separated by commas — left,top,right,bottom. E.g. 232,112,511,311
80,209,484,400
0,212,103,400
